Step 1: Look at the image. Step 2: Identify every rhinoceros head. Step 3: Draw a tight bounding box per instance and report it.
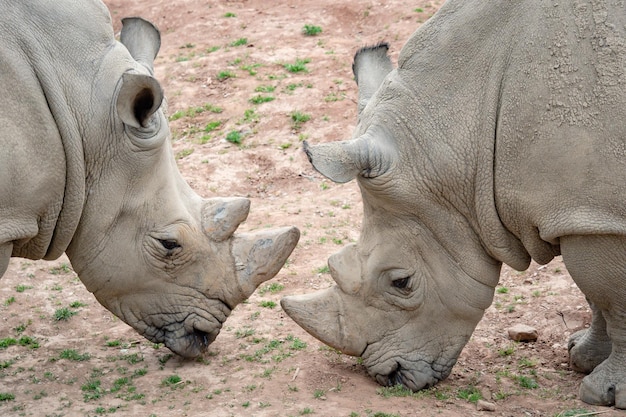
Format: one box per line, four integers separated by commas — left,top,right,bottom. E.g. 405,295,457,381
281,44,500,390
60,17,299,358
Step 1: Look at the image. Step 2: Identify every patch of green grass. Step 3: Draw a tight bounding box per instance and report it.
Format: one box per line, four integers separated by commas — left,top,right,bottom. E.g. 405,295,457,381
377,384,413,398
169,103,223,121
313,388,325,399
287,335,307,350
290,111,311,130
249,95,275,104
217,70,236,81
121,352,144,365
162,374,182,388
516,375,539,389
226,130,243,144
241,63,262,75
302,24,322,36
0,338,17,349
50,263,72,275
324,92,344,102
0,393,15,401
176,148,194,160
18,336,39,349
457,385,482,403
498,344,516,356
203,121,222,133
224,12,236,18
4,296,15,306
81,379,103,401
54,307,77,321
316,265,330,274
255,85,275,93
69,301,87,308
229,37,248,47
235,327,255,339
496,286,509,294
284,58,311,73
300,407,314,415
260,300,277,309
59,349,90,361
259,283,285,295
0,360,14,369
15,284,33,293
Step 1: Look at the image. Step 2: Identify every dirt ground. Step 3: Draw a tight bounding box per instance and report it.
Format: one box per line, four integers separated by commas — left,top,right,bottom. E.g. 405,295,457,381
0,0,623,416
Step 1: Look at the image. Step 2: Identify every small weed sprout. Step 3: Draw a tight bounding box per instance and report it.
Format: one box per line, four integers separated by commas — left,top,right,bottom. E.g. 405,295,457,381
229,37,248,47
59,349,90,361
456,385,482,403
316,265,330,274
0,393,15,401
217,70,236,81
255,85,275,93
15,284,32,293
54,307,77,321
284,58,311,73
224,12,236,17
291,111,311,130
226,130,243,144
302,24,323,36
249,95,275,104
313,388,325,399
498,344,516,356
259,283,285,295
162,374,182,388
496,286,509,294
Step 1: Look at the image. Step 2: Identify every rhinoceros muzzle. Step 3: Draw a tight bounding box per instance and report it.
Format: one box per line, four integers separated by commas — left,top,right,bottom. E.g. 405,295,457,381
372,358,440,392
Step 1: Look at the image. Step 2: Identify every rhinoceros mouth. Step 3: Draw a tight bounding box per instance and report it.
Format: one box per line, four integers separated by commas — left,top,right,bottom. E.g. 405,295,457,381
139,299,232,359
375,361,440,392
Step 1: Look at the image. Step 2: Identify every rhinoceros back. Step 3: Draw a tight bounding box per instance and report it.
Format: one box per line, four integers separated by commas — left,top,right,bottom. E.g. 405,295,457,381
0,0,115,261
493,0,626,263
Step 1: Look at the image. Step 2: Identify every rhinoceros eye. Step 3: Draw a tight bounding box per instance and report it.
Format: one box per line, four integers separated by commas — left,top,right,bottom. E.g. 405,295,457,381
392,277,410,289
159,239,181,250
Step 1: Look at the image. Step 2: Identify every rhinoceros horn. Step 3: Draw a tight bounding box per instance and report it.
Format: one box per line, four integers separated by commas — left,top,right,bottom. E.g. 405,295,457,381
202,197,250,242
202,197,300,304
281,287,366,357
232,227,300,302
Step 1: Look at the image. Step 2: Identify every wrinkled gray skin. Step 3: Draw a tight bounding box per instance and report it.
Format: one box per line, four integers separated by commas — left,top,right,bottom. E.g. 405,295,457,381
282,0,626,408
0,0,299,359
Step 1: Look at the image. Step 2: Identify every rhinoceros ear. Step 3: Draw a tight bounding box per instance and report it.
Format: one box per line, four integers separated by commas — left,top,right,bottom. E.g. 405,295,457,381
353,43,394,116
116,72,164,129
120,17,161,74
303,133,393,184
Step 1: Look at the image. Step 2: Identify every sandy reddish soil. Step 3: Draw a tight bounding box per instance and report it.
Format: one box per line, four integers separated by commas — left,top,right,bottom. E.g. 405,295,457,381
0,1,622,416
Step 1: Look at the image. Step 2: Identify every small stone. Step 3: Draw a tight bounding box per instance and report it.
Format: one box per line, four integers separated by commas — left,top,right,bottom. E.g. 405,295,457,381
476,400,496,411
507,324,538,342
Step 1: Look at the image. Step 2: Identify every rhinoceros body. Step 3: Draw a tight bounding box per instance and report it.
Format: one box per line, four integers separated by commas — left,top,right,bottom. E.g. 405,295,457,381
0,0,299,358
282,0,626,408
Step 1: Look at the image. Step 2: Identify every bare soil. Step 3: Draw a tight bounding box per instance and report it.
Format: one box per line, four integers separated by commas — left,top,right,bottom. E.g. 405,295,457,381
0,1,622,416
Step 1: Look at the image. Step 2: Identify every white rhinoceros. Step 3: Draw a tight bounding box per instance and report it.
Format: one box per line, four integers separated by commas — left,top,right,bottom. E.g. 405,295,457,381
0,0,299,358
282,0,626,408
